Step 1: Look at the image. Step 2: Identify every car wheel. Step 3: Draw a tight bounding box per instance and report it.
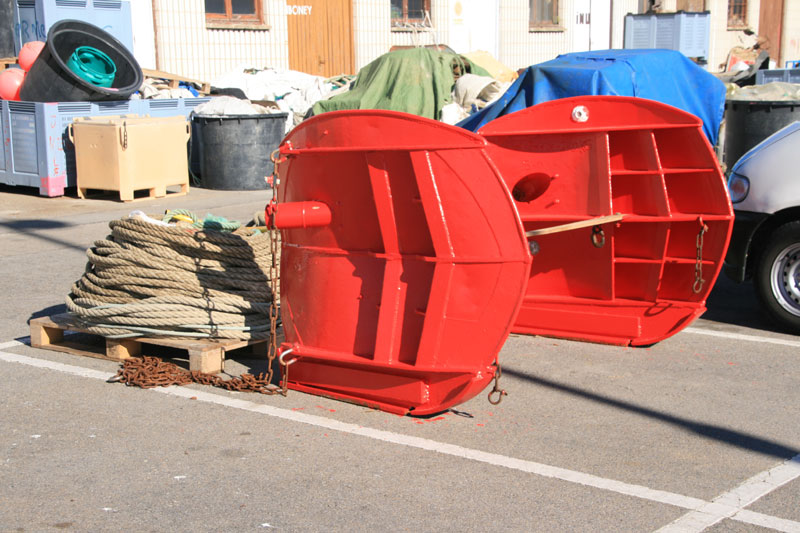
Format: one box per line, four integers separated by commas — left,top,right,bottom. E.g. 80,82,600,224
754,221,800,332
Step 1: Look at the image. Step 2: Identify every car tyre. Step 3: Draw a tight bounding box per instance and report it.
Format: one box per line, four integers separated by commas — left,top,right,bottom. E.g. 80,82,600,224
754,221,800,332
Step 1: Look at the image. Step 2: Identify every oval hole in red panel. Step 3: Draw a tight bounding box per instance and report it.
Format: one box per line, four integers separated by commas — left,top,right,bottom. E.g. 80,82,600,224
512,173,552,203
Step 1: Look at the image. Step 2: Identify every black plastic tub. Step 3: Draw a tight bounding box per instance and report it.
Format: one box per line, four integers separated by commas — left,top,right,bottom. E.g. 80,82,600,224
724,99,800,170
193,113,288,190
19,19,142,102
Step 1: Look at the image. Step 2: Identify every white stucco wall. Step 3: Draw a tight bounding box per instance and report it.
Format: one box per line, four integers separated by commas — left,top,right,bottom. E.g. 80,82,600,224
782,0,800,67
149,0,799,82
706,0,760,72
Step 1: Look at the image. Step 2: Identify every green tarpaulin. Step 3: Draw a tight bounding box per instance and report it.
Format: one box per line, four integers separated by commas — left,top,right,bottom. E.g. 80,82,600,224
312,48,490,120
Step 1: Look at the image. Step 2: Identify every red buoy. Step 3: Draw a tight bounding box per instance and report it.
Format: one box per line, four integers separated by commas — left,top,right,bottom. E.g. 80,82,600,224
18,41,45,71
0,68,25,101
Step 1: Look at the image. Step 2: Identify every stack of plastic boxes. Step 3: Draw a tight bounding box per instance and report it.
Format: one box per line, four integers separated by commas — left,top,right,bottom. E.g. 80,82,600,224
12,0,133,54
623,12,711,62
0,98,210,197
755,69,800,85
1,0,209,197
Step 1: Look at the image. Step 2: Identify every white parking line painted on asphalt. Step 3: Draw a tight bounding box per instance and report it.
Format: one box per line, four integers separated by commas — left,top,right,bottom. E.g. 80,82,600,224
734,510,800,532
684,327,800,348
0,350,118,381
655,454,800,533
0,340,23,350
2,348,799,532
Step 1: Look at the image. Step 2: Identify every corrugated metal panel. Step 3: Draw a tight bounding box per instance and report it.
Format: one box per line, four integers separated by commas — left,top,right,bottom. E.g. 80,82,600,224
612,0,641,48
499,0,572,71
352,0,450,69
150,0,760,83
153,0,290,82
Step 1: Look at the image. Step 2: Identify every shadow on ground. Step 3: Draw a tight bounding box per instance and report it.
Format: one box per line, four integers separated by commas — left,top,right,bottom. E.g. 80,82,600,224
701,274,789,334
28,304,68,323
0,218,87,252
503,366,800,460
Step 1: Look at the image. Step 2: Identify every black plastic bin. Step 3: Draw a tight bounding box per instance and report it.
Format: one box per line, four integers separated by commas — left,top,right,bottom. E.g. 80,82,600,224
0,0,14,58
724,99,800,170
20,19,142,102
193,113,288,190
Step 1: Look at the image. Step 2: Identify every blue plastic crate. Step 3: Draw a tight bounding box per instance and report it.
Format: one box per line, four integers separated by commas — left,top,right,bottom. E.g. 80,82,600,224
756,68,800,85
13,0,133,54
0,97,210,197
624,11,710,60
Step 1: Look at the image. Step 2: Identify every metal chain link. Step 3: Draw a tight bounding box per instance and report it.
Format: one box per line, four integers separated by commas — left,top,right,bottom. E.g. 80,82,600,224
487,359,508,405
110,355,283,394
693,218,709,294
591,225,605,248
269,150,293,395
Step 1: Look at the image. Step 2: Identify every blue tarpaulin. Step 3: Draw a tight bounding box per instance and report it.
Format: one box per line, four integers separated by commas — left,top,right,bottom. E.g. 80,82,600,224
458,49,726,145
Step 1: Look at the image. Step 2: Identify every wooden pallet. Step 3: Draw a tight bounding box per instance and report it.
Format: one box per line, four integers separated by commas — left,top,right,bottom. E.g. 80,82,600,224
141,68,211,94
77,183,189,203
1,57,18,71
30,314,267,374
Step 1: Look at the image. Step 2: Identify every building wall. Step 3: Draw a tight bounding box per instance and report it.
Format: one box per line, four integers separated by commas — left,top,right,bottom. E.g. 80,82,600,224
353,0,451,70
130,0,157,69
352,0,390,68
498,0,571,70
145,0,799,83
147,0,646,82
152,0,289,82
496,0,641,72
612,0,642,50
782,0,800,66
706,0,760,71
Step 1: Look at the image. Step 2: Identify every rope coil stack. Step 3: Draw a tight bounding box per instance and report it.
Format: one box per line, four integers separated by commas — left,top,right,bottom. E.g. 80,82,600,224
66,212,275,340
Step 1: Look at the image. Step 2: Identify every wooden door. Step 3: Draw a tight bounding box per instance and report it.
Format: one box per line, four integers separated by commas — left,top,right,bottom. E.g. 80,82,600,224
759,0,784,67
287,0,355,77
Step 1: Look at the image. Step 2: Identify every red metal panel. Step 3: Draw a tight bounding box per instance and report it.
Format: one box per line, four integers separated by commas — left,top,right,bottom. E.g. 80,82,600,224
269,97,734,415
274,110,531,415
479,96,733,346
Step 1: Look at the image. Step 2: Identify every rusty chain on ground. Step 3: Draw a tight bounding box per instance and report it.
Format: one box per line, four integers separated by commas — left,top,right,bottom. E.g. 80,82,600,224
110,355,283,394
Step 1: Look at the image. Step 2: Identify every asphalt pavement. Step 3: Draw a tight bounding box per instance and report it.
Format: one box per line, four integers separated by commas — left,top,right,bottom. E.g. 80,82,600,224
0,184,798,532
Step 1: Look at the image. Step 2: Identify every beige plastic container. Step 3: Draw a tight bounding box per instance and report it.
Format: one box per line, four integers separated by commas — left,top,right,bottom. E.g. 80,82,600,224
69,115,191,202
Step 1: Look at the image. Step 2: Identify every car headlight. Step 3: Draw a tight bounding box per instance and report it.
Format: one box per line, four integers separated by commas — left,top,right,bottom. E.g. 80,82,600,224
727,173,750,203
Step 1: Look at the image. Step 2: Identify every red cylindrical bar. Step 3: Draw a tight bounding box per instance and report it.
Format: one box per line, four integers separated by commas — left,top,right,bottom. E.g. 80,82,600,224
267,201,332,229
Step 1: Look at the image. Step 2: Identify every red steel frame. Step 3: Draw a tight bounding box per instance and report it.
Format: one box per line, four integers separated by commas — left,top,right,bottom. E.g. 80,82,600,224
272,110,531,415
479,96,734,346
268,96,734,414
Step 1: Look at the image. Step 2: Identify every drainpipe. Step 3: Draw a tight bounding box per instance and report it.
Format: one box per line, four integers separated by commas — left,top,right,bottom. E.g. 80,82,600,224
151,0,160,70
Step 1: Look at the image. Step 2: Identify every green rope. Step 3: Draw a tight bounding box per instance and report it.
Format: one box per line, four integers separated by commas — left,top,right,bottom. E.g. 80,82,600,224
162,209,242,232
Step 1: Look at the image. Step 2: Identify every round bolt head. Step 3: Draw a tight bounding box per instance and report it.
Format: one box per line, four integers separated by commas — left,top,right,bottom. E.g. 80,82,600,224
571,105,589,123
